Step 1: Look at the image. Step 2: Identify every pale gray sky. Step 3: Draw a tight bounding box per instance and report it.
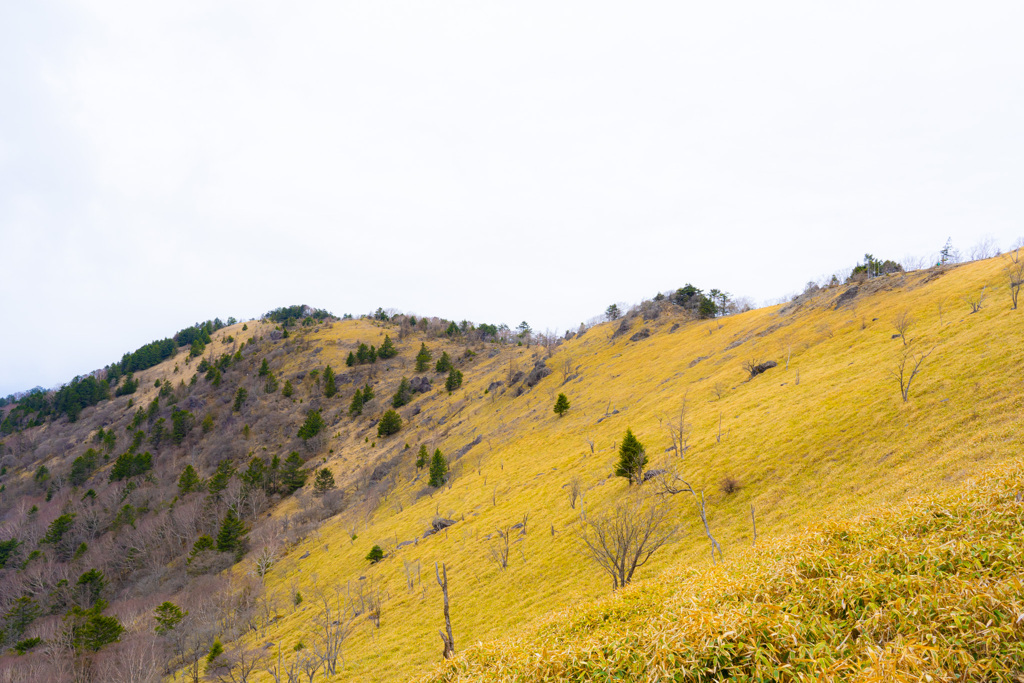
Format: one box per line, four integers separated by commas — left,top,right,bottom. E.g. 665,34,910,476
2,2,1023,396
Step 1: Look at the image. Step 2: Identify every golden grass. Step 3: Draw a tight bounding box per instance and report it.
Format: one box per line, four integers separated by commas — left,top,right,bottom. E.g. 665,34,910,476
206,255,1023,681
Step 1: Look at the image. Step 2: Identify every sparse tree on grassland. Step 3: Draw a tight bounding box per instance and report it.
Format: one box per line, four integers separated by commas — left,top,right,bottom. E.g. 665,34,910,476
415,343,432,372
576,493,676,589
323,365,337,398
313,468,335,497
553,393,570,417
1006,247,1024,310
445,368,463,392
605,304,621,321
892,310,915,346
429,449,448,488
891,345,935,403
392,377,413,408
377,409,402,437
416,444,429,469
615,428,647,485
435,351,453,373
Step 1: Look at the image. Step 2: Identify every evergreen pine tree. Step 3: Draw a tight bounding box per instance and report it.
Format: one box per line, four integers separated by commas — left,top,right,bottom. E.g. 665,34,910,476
553,393,570,417
215,509,247,553
323,365,337,398
445,368,463,392
297,410,325,440
346,351,356,367
435,351,452,373
178,464,202,495
415,444,428,469
428,449,448,488
349,388,364,417
379,335,397,359
207,460,235,498
392,377,413,408
282,380,294,397
415,343,432,372
377,409,402,437
233,387,247,412
264,371,278,393
614,428,647,485
258,359,269,377
153,601,187,636
361,382,375,402
366,545,384,564
312,468,336,496
281,452,307,493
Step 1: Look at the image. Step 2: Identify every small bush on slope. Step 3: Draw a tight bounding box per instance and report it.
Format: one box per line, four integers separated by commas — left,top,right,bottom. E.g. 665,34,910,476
425,458,1024,682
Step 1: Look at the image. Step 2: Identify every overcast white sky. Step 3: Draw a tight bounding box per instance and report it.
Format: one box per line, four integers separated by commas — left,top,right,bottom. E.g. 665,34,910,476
1,2,1023,396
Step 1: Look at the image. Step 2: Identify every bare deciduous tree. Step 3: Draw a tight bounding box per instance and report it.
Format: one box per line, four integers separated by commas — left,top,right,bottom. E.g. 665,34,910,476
1006,248,1024,310
964,287,987,314
891,310,915,346
566,477,582,510
435,562,455,660
651,471,723,563
576,493,676,589
311,585,351,676
891,345,935,403
488,526,511,569
664,393,691,457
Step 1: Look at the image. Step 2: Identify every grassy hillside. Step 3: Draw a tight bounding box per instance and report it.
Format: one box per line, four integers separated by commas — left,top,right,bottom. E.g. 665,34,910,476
245,255,1022,681
0,254,1020,682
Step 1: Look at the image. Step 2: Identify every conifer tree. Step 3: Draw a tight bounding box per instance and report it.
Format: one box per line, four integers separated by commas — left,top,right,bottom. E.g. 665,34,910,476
313,468,336,496
392,377,413,408
297,409,325,441
178,464,202,495
258,359,269,377
428,449,448,488
553,393,570,417
361,382,375,402
377,409,402,437
264,371,278,393
323,365,337,398
615,428,647,485
445,368,464,392
281,452,307,493
215,509,247,554
416,444,428,469
379,335,397,359
346,351,356,367
349,388,364,417
207,460,235,498
435,351,452,373
153,601,187,636
415,343,431,372
282,380,294,398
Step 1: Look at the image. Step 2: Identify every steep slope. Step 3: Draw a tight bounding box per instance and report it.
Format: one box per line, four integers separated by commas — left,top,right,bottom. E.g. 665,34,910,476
0,254,1020,682
249,256,1022,681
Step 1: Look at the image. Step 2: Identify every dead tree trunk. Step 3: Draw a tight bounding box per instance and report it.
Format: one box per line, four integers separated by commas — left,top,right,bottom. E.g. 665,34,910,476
435,562,454,660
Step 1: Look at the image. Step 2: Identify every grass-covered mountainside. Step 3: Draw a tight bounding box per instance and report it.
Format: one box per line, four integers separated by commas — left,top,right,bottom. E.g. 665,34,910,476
0,252,1021,682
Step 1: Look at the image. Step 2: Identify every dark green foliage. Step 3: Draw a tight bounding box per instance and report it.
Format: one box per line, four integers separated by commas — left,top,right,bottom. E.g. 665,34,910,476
153,601,187,636
264,371,278,393
281,452,307,493
12,636,42,654
128,430,145,453
258,359,270,377
323,365,337,398
445,368,464,392
416,444,428,469
41,514,76,546
377,409,402,437
188,535,215,564
109,451,153,482
366,545,384,564
415,343,432,372
554,393,570,417
233,387,248,412
379,335,398,359
215,509,247,554
850,253,904,280
282,380,294,398
346,352,356,367
0,539,20,569
101,428,117,452
445,321,460,337
170,408,194,444
297,410,325,440
615,428,647,485
207,460,235,498
241,457,266,491
206,638,224,670
76,569,106,607
361,382,374,403
4,596,40,640
69,449,100,486
435,351,453,373
115,373,139,397
150,418,167,447
349,389,364,417
264,305,332,324
429,449,448,487
313,468,336,496
392,377,413,408
201,412,215,433
67,600,124,653
189,339,206,358
111,505,136,530
33,465,50,487
178,464,202,496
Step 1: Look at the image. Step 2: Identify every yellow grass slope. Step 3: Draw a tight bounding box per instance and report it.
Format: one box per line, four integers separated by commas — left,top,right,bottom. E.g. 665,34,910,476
249,255,1023,681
